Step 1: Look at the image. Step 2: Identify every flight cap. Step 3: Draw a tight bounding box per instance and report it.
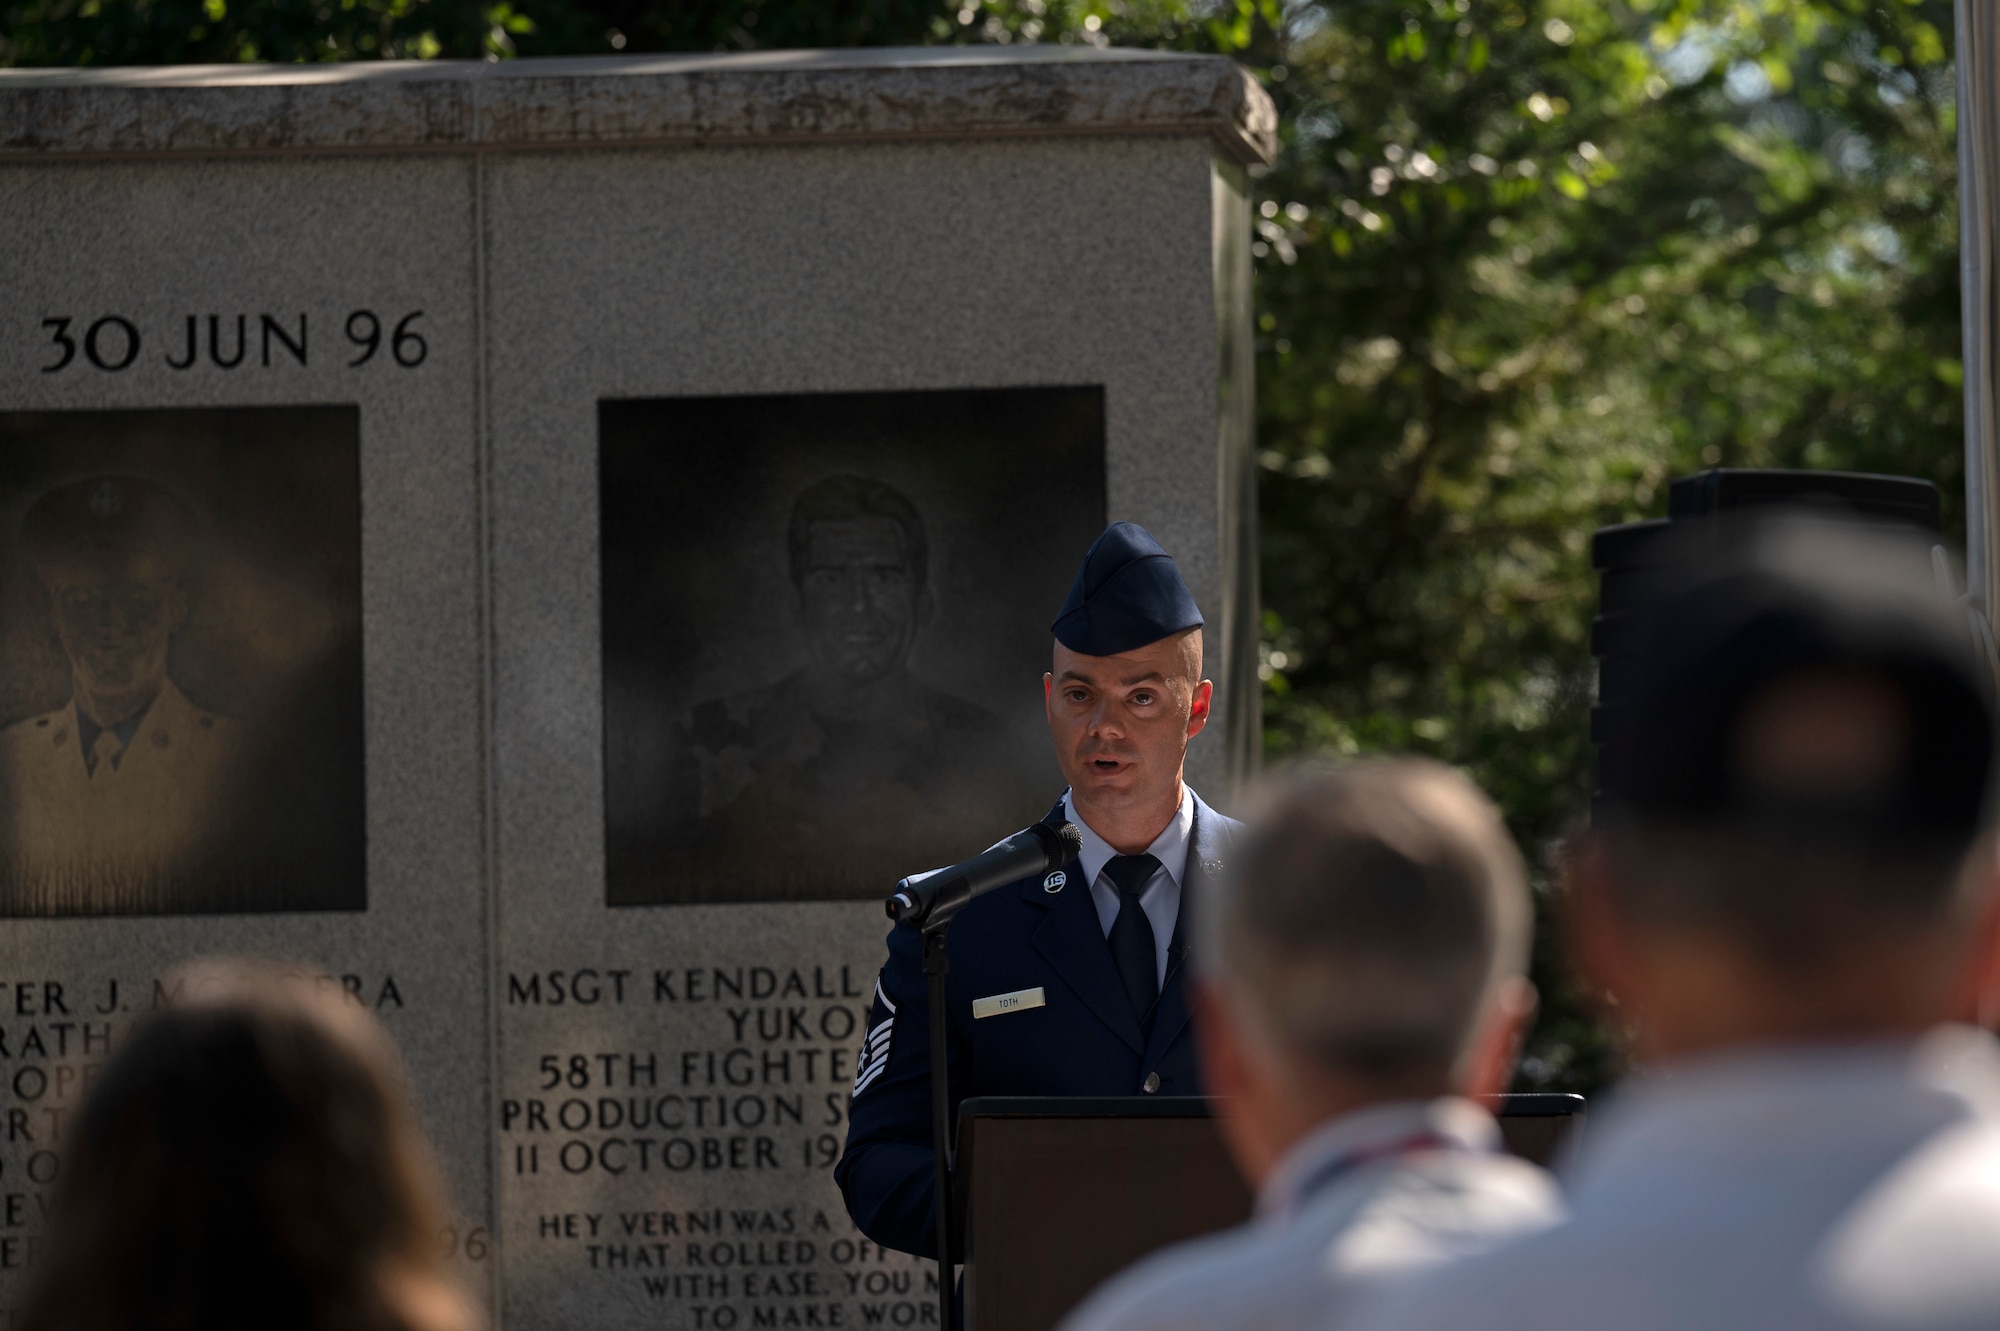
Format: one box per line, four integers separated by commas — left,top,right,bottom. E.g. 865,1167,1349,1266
21,475,200,587
1599,515,1994,861
1051,522,1204,657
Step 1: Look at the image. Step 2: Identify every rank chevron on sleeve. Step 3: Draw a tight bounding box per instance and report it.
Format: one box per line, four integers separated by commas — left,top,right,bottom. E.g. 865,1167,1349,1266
852,980,897,1097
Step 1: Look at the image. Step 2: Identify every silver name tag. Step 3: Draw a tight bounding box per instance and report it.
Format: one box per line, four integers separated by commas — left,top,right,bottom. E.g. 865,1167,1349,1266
972,987,1046,1020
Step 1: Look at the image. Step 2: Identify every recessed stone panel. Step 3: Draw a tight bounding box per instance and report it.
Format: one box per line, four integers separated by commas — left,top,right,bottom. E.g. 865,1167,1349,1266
0,149,492,1303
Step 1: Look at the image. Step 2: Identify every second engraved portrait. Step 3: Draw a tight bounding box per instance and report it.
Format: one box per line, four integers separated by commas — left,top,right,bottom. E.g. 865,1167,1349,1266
600,387,1106,905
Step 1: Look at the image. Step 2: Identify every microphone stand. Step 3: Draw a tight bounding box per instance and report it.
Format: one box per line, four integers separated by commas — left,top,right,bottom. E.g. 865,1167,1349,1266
886,821,1077,1331
920,919,959,1331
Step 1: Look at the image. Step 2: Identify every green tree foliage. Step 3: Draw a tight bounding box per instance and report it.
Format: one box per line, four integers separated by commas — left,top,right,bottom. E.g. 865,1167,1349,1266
0,0,516,61
1237,0,1959,1090
1,0,1963,1091
0,0,950,63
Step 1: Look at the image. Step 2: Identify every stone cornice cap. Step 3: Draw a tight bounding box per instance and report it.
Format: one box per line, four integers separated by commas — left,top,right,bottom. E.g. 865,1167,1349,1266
0,47,1278,166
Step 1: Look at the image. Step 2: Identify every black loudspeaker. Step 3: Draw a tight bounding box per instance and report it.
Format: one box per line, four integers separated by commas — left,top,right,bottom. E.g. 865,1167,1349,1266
1589,469,1946,820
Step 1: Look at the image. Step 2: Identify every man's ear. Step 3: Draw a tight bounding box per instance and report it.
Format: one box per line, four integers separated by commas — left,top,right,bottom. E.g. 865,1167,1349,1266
1195,977,1294,1190
1459,977,1537,1099
1186,679,1214,738
1952,838,2000,1028
1565,837,1637,1024
1192,979,1245,1100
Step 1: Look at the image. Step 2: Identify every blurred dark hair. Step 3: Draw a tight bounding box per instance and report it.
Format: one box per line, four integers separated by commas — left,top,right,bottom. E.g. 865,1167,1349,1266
19,962,471,1331
787,474,928,589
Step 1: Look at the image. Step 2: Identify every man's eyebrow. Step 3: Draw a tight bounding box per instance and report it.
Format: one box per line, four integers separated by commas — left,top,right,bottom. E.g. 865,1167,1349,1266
1056,668,1168,687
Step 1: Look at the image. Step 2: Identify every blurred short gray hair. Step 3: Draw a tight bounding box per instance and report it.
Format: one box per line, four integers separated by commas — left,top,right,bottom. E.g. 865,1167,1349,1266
1201,759,1532,1091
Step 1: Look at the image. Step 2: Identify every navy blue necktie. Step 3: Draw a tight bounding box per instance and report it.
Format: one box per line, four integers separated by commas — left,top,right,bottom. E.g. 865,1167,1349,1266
1103,853,1161,1033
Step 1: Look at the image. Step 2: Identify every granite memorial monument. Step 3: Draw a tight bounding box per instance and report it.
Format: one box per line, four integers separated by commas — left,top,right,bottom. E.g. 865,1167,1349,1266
0,47,1274,1329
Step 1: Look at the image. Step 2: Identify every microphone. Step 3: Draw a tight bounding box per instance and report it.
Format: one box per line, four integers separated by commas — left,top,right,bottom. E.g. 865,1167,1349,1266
886,821,1083,928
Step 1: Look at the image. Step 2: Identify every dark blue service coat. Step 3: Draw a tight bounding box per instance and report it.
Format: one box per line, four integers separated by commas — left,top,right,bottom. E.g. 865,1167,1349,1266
834,792,1241,1259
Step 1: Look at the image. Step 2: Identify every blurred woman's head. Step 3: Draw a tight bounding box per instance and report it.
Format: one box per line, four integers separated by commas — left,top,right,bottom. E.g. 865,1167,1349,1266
21,961,471,1331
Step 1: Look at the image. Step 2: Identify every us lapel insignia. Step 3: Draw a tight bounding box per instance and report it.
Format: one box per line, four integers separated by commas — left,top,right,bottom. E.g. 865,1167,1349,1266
1202,858,1224,875
1043,870,1066,893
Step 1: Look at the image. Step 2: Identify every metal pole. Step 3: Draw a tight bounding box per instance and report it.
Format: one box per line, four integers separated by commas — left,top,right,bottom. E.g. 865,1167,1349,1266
922,927,958,1331
1959,0,2000,620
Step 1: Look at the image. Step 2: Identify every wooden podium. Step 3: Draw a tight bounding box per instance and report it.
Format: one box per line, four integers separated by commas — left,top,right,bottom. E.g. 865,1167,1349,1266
953,1094,1583,1331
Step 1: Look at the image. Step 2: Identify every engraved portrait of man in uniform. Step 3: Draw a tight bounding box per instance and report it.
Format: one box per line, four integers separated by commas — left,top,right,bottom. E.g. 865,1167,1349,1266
0,475,242,903
601,387,1105,905
680,475,1020,862
0,408,365,917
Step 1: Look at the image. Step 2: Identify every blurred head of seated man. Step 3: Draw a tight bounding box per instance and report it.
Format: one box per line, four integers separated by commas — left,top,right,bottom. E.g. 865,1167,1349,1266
1060,758,1562,1331
1349,515,2000,1331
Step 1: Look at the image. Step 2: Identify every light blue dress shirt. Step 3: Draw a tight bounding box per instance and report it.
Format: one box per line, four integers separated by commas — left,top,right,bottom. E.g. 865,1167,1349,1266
1063,787,1194,989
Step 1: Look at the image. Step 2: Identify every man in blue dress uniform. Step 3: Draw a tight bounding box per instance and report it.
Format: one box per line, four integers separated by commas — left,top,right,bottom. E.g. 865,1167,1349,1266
835,521,1244,1259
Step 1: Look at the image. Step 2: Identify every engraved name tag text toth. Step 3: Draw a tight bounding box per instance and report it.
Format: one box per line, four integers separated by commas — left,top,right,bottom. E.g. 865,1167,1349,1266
972,987,1046,1020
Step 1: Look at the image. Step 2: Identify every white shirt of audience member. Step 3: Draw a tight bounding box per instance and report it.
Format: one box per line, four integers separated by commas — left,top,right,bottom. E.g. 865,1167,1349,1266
1060,1096,1564,1331
1344,1027,2000,1331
